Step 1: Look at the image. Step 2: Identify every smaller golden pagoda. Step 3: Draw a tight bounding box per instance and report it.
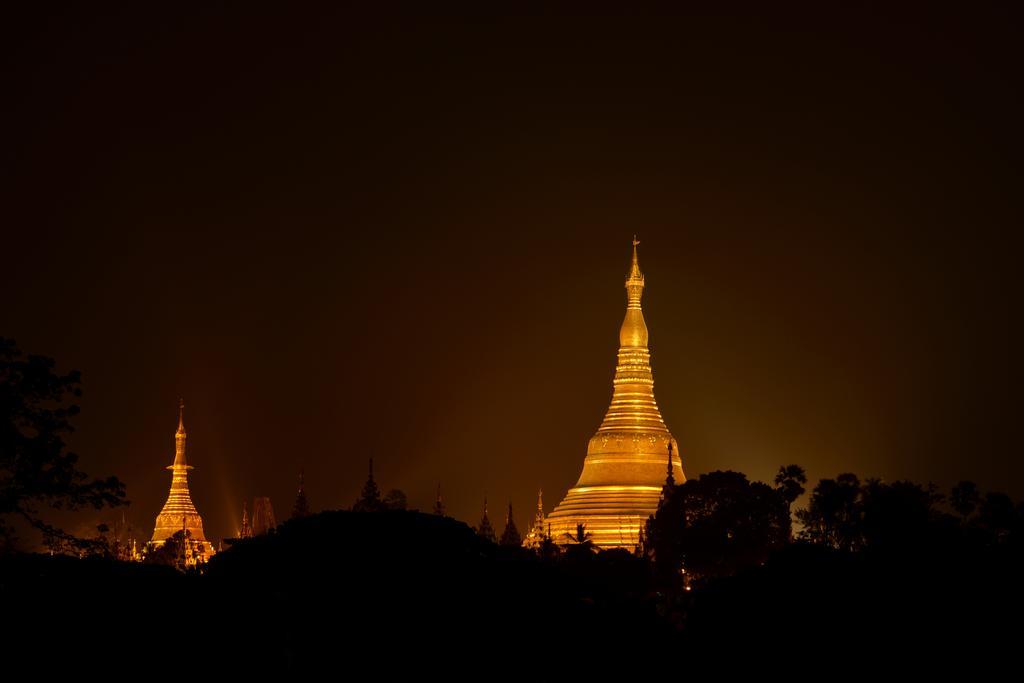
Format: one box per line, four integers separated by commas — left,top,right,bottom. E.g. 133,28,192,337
150,400,215,563
522,490,547,549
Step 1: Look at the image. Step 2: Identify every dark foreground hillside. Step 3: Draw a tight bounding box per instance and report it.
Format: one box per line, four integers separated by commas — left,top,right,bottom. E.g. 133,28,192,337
684,541,1024,662
3,511,670,674
4,509,1021,674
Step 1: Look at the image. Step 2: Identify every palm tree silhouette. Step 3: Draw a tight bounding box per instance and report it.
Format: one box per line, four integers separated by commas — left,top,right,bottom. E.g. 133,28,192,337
565,522,595,551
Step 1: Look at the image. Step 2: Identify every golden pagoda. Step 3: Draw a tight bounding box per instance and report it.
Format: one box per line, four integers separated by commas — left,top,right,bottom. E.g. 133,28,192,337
150,400,216,563
545,239,685,549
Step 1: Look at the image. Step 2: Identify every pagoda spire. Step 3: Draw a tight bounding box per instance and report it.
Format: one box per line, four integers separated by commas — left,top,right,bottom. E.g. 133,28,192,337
476,496,495,543
353,458,382,511
598,237,664,432
172,398,188,468
523,489,546,549
661,441,676,502
629,234,643,280
500,501,521,547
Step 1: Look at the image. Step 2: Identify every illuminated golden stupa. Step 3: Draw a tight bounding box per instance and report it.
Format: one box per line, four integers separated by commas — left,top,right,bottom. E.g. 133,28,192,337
545,239,685,549
150,400,215,562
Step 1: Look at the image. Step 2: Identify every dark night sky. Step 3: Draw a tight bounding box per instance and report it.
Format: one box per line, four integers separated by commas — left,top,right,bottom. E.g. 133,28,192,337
2,4,1020,544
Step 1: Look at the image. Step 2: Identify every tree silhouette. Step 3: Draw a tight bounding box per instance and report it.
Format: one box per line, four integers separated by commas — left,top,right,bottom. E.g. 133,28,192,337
950,480,981,522
565,522,592,546
798,475,963,552
0,337,126,552
859,478,945,551
65,523,115,559
562,522,596,563
978,492,1018,542
774,464,807,507
538,524,560,561
797,473,862,551
144,529,190,568
382,489,407,510
648,470,790,586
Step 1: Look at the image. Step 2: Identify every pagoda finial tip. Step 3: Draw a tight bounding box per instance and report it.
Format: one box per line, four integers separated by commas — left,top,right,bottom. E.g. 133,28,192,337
624,234,645,302
176,398,185,434
628,236,643,280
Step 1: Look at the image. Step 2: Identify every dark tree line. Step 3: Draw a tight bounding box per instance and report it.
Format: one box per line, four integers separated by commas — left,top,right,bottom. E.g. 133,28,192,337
798,473,1023,552
642,464,1024,594
643,469,795,587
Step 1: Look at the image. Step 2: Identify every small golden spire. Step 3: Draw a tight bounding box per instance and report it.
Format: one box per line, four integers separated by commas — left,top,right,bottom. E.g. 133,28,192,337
176,398,185,435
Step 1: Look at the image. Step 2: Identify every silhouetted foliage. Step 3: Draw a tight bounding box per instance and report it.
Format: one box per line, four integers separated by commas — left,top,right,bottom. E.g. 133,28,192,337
978,491,1019,542
685,472,1024,661
564,521,594,547
774,464,807,507
4,476,1023,672
859,478,947,552
562,521,597,563
950,480,981,521
0,337,126,553
539,536,561,561
144,529,190,568
58,522,117,559
795,475,1023,555
796,473,863,550
382,488,407,511
646,470,790,587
